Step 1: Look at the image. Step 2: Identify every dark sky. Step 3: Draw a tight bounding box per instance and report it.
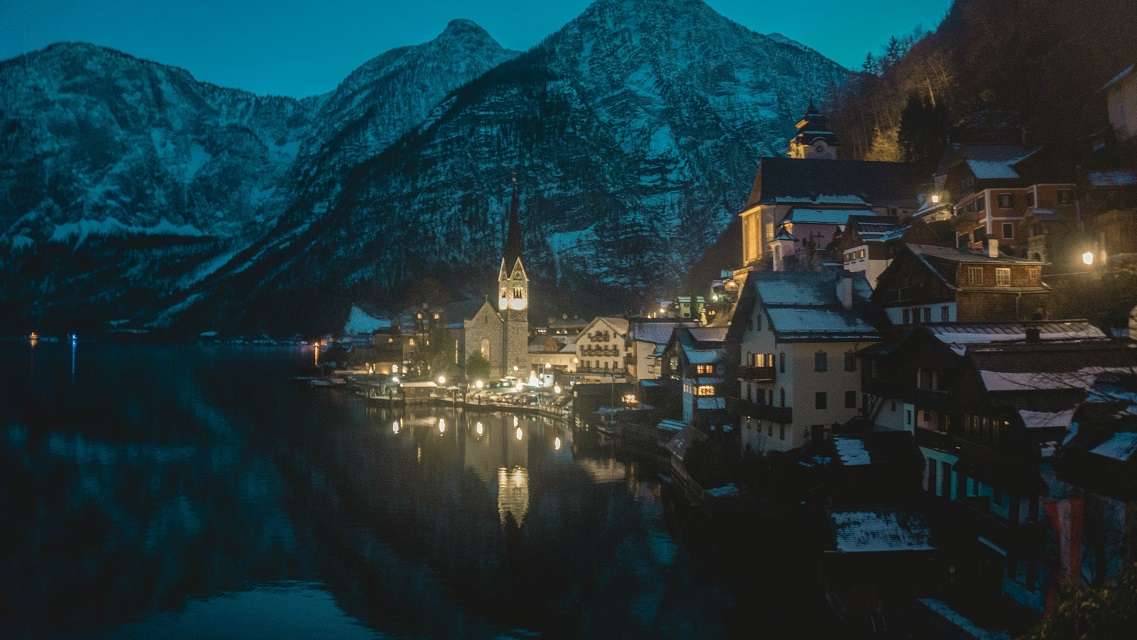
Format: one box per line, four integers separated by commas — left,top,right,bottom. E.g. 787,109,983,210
0,0,951,97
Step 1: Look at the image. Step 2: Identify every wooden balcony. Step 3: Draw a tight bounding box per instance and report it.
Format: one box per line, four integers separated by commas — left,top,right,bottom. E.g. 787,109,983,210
729,398,792,423
738,365,776,382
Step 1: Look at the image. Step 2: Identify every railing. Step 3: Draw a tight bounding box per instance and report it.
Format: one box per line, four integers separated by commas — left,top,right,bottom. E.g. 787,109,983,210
729,398,792,423
738,365,776,382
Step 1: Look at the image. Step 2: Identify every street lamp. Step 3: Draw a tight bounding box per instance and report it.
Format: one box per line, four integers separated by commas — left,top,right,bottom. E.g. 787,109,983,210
475,379,484,390
1082,251,1095,266
437,374,447,385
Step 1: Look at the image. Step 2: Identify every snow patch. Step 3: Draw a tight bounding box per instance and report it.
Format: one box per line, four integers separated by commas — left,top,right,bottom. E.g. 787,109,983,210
343,305,391,335
50,217,205,247
1090,432,1137,462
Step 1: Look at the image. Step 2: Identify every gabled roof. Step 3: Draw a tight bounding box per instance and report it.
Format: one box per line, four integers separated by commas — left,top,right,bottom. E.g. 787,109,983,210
580,316,629,337
898,244,1047,292
828,509,934,554
745,158,923,209
925,321,1106,348
750,272,879,342
629,319,698,345
935,143,1034,178
783,208,878,226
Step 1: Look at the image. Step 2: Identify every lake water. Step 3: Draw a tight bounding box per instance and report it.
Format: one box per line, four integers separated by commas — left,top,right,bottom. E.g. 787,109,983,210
0,343,746,638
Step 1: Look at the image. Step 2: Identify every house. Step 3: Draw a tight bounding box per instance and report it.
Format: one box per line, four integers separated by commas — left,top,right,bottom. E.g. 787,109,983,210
729,271,880,454
1103,62,1137,145
834,216,952,289
575,316,631,382
1082,169,1137,261
858,322,1137,612
627,318,698,381
661,326,731,430
527,334,578,373
738,103,923,267
1052,373,1137,587
872,243,1049,324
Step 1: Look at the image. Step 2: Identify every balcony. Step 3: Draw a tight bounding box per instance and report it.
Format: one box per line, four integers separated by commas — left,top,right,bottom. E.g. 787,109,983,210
729,398,792,423
738,365,776,382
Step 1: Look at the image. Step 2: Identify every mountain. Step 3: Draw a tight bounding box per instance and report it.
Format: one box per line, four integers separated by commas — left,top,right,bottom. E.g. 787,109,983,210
0,21,519,331
174,0,848,334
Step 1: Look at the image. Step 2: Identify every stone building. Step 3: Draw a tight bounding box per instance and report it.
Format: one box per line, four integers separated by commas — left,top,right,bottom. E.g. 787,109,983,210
463,181,530,379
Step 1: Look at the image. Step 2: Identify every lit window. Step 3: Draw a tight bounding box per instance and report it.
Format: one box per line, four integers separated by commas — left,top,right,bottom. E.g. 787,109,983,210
995,267,1011,287
1027,267,1040,283
696,385,716,397
967,266,984,286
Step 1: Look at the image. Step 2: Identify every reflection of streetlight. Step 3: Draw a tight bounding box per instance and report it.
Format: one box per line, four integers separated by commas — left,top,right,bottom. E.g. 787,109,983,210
513,416,519,427
554,436,562,451
438,417,446,434
437,374,447,385
515,427,524,441
391,375,400,384
1082,251,1095,266
475,421,484,436
392,420,400,434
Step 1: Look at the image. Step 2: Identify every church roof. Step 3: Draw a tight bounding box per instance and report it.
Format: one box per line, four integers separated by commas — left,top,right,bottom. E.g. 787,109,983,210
503,176,524,270
745,158,923,209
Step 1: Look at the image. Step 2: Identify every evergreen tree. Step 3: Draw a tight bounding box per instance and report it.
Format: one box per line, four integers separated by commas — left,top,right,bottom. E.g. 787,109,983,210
898,92,948,169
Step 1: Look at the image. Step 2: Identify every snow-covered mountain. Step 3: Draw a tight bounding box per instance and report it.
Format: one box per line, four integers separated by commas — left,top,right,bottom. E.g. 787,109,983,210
1,0,847,334
0,22,519,330
175,0,848,333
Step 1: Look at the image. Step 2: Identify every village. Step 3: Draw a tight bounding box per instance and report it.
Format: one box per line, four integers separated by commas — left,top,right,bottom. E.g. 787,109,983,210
295,61,1137,638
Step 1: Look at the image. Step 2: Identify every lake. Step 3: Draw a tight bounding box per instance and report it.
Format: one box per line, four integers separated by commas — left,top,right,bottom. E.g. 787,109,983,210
1,342,746,638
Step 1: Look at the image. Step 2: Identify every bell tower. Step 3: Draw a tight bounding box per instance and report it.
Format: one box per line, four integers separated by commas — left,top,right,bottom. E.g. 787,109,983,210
498,175,529,376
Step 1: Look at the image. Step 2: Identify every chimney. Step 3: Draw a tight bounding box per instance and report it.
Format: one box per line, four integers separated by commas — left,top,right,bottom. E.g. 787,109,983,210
988,238,1000,259
837,273,854,310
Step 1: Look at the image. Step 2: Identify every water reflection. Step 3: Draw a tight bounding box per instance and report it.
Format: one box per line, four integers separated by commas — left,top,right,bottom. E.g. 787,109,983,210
0,343,734,639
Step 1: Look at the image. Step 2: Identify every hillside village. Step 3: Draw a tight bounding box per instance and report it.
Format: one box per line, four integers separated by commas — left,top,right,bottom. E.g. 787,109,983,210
319,60,1137,636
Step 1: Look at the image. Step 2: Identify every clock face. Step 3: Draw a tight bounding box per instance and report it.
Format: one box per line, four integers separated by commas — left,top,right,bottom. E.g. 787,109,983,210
814,141,826,153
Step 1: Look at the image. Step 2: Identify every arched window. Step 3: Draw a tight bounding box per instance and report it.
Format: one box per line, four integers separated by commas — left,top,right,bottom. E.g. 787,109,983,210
480,338,490,359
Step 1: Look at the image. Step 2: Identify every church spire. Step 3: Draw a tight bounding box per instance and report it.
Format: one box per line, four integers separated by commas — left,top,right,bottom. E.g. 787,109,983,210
502,172,524,270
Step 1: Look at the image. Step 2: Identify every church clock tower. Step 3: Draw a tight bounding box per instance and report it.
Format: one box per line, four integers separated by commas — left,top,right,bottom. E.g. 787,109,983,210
497,177,529,377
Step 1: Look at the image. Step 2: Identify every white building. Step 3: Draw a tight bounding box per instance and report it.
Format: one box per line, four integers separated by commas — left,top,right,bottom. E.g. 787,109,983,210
730,271,880,454
575,316,630,382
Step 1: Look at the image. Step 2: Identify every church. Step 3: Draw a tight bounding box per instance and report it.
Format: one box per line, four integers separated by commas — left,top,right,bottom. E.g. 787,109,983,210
463,180,530,379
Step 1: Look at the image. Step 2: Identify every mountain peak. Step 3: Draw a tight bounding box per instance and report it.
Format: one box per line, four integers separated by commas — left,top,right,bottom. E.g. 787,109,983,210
439,18,496,44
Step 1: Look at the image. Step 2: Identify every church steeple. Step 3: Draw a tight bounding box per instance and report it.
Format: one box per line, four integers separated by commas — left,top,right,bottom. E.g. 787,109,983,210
788,98,840,159
502,173,524,272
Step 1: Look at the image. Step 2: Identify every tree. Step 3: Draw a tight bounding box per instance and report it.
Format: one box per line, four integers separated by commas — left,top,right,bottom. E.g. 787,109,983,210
466,352,491,382
425,324,458,379
1026,562,1137,639
864,126,902,162
898,92,948,169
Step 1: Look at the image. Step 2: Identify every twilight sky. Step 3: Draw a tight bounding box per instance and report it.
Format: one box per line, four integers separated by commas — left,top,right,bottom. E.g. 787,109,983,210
0,0,951,98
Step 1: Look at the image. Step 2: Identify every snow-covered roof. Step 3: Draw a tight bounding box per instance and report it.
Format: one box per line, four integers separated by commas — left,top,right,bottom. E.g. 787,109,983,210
1086,170,1137,188
343,305,392,335
908,243,1042,265
664,425,704,460
829,509,934,554
979,367,1133,393
766,308,877,341
834,436,872,466
630,320,694,345
696,397,726,410
1102,63,1135,92
1017,408,1075,429
687,326,728,343
683,346,724,365
785,208,877,225
586,316,629,335
926,321,1106,347
1089,431,1137,462
917,599,1011,640
656,418,686,433
966,159,1020,180
705,483,740,498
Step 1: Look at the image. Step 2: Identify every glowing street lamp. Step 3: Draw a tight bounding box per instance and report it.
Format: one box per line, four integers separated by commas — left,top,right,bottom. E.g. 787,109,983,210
515,427,524,441
392,420,400,435
554,436,562,451
437,374,447,386
553,384,562,395
1082,251,1095,266
474,379,484,390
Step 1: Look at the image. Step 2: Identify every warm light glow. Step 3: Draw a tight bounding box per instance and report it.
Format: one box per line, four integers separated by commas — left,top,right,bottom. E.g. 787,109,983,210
391,375,400,384
513,416,519,427
475,379,484,390
392,420,400,435
554,436,562,451
438,418,446,434
659,306,667,314
437,374,447,385
392,364,399,374
512,365,519,372
930,193,941,204
475,421,484,436
515,427,524,441
1082,251,1095,266
515,382,524,392
553,385,562,394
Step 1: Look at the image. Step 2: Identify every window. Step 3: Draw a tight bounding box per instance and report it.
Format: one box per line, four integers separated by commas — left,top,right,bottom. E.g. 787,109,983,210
903,308,911,324
779,388,786,407
844,351,856,372
778,352,786,373
1026,191,1035,207
845,390,857,409
695,385,715,396
814,351,828,372
696,364,716,375
815,392,828,410
940,305,950,322
1002,223,1014,239
923,307,932,323
1027,266,1040,283
1057,189,1074,205
967,266,984,286
998,193,1014,208
995,267,1011,287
